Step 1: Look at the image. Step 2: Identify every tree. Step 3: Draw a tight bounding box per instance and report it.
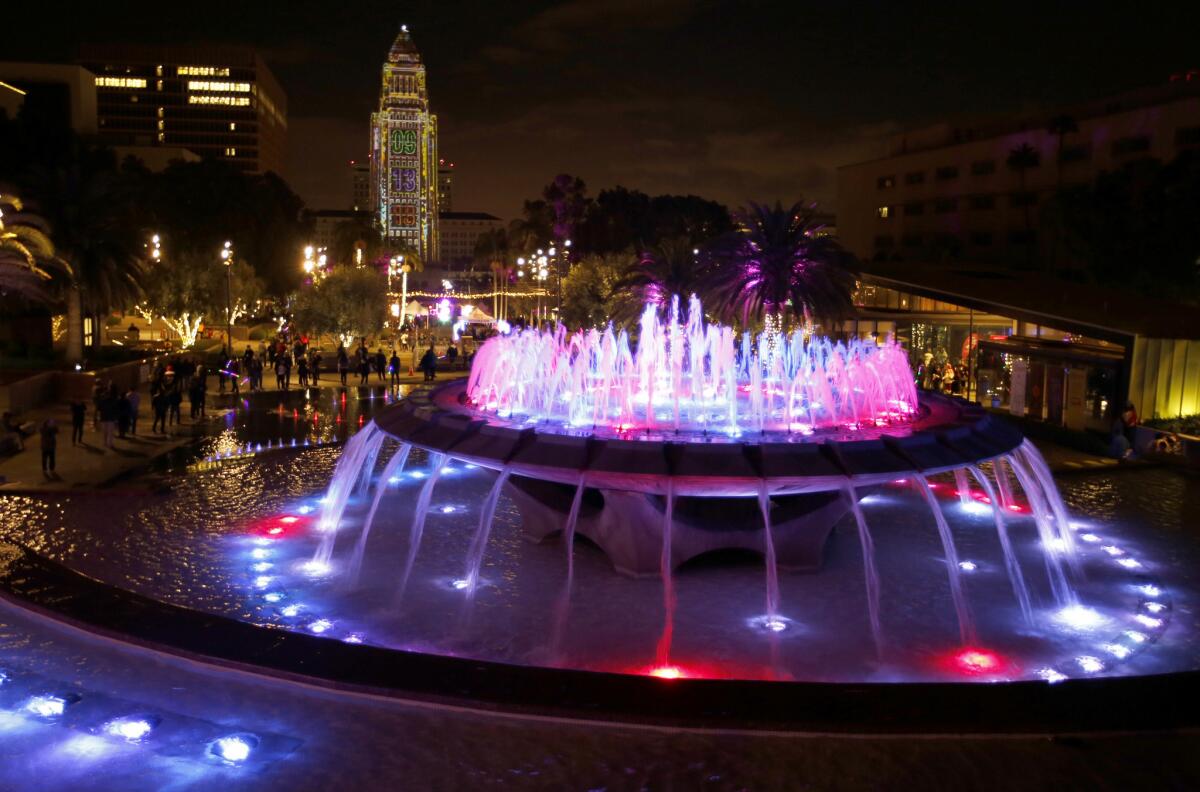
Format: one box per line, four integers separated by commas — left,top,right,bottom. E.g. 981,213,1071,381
293,266,387,348
560,253,632,329
1047,115,1078,189
225,258,266,326
1007,142,1041,268
140,249,218,348
611,237,705,323
542,173,590,243
330,215,381,268
704,201,858,331
508,200,554,253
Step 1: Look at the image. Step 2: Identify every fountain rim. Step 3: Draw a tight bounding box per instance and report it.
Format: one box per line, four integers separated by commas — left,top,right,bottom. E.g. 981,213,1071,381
372,381,1027,494
0,536,1195,736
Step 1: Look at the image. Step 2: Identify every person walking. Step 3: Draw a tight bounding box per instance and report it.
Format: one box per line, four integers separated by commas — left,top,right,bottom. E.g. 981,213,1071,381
39,418,58,478
69,400,86,446
357,344,370,386
117,389,132,438
298,354,309,388
228,357,240,395
98,387,118,449
375,348,387,383
166,374,182,428
389,349,401,388
336,345,349,387
446,342,458,371
310,350,322,385
283,350,293,391
420,344,437,382
127,387,141,435
91,379,105,429
275,355,287,391
189,371,205,420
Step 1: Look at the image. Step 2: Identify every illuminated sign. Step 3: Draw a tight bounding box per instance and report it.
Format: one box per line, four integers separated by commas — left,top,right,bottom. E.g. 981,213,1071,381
390,129,417,155
390,167,418,194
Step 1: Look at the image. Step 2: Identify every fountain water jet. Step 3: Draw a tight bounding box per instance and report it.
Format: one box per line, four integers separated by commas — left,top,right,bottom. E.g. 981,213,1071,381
916,476,977,645
845,484,884,658
395,452,447,604
346,443,411,587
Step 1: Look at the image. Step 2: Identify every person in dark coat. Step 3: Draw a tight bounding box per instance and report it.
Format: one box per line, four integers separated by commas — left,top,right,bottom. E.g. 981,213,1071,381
69,400,86,445
419,345,437,382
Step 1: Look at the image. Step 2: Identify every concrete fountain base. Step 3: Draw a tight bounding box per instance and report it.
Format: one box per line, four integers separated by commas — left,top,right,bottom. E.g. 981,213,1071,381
507,475,852,576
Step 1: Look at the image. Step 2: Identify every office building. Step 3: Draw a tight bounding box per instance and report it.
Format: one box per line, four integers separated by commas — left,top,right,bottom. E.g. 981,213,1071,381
437,158,454,211
438,211,504,267
78,43,288,175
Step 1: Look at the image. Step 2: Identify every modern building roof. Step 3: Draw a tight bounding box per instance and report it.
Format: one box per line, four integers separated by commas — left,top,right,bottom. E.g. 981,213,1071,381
387,26,422,65
859,262,1199,341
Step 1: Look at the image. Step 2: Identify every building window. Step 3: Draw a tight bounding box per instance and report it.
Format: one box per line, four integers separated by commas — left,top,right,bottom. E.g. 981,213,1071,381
1059,143,1091,163
229,122,237,131
95,76,146,88
156,120,164,131
876,175,896,189
1009,192,1037,207
934,198,958,214
876,205,891,219
873,235,894,248
969,195,996,210
225,147,237,157
935,165,959,181
970,232,994,246
901,233,923,248
1112,135,1150,156
156,107,163,118
156,80,163,91
155,65,163,77
82,317,94,348
903,202,924,216
970,160,996,176
157,132,164,142
904,171,925,185
1175,126,1200,147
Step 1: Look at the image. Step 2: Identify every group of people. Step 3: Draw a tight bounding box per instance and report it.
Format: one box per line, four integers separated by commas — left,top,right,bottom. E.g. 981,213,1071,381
916,350,968,395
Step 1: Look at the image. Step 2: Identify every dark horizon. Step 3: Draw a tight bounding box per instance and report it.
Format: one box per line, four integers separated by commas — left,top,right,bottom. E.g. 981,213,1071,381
8,0,1198,219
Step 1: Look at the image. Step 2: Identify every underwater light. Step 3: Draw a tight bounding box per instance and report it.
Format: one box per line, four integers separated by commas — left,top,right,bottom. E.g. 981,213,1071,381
1102,545,1124,556
450,578,471,590
344,633,364,644
279,516,299,524
1080,533,1101,543
0,670,8,685
252,562,272,572
1055,605,1108,631
1103,643,1131,659
263,592,284,603
1145,602,1165,613
308,619,333,634
388,476,402,484
1124,631,1148,643
764,619,788,632
410,471,426,479
103,716,157,742
958,561,978,572
301,560,332,577
210,733,257,764
1076,656,1104,673
440,505,455,514
280,604,302,617
267,527,283,536
251,548,270,560
1117,558,1142,569
649,665,684,679
1036,668,1068,684
25,695,69,718
253,575,273,588
297,505,313,515
464,463,478,469
1134,614,1163,629
1137,584,1161,597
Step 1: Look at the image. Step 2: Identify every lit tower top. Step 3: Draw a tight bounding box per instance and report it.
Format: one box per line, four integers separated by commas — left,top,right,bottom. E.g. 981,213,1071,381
370,24,439,261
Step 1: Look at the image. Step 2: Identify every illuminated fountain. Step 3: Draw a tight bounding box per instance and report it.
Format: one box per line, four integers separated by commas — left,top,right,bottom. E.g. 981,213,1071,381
310,296,1089,664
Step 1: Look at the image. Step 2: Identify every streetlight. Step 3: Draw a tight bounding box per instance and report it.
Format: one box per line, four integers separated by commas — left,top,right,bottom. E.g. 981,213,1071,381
303,245,314,274
220,241,233,355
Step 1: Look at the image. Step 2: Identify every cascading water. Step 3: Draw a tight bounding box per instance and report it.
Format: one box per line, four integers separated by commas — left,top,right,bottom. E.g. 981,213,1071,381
916,475,977,645
1005,451,1078,607
312,423,384,567
757,482,782,628
549,477,587,662
346,443,412,586
395,451,447,604
845,484,884,658
463,468,512,594
954,468,972,507
968,464,1035,627
1017,440,1082,571
655,480,676,668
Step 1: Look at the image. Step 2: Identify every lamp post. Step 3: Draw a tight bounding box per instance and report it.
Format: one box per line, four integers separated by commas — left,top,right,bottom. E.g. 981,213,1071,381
220,240,233,355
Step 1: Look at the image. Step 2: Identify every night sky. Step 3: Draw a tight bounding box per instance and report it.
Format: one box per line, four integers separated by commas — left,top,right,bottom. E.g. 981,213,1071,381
9,1,1199,219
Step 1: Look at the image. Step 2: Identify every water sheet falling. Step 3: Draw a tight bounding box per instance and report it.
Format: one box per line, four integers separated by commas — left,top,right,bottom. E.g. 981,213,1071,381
346,443,412,587
654,480,677,667
968,464,1035,627
757,482,782,625
395,451,447,604
312,423,384,567
916,475,978,645
550,477,588,663
1004,451,1078,607
844,484,884,658
463,467,513,594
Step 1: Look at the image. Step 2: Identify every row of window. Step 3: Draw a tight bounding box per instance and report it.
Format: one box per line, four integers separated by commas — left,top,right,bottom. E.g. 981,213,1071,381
874,230,1037,248
877,192,1037,218
875,128,1200,190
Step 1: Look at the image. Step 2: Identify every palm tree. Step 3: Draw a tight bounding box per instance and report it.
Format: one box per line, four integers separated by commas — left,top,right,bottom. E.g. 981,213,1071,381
1047,115,1078,190
23,145,146,359
0,195,72,305
1007,143,1041,268
611,237,706,324
704,201,857,331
